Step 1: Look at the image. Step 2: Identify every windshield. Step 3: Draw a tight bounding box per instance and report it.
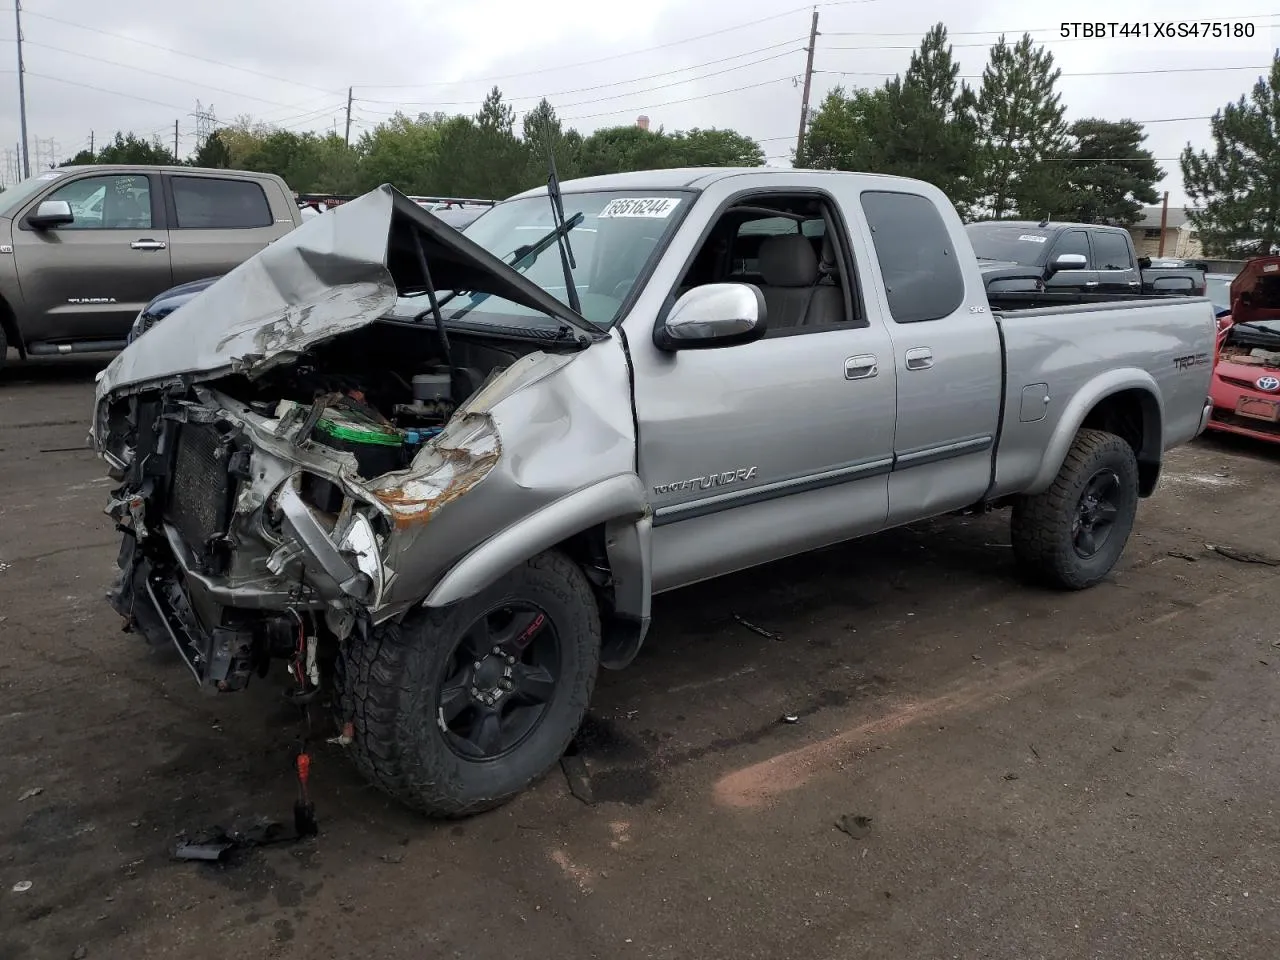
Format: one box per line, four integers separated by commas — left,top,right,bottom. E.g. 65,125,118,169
965,223,1053,265
0,169,70,218
391,190,690,330
1206,276,1232,313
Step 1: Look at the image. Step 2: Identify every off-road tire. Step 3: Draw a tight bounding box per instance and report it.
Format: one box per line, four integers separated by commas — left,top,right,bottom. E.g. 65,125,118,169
1010,428,1140,590
335,550,600,818
0,324,8,373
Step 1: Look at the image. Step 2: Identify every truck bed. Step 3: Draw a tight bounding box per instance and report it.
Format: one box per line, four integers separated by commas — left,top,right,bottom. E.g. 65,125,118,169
988,295,1218,499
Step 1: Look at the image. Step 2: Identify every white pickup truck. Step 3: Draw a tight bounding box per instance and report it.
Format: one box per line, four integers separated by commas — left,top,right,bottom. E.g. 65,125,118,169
90,168,1217,817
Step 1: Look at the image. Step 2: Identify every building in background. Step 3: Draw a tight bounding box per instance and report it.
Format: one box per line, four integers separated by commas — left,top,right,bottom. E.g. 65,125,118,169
1127,205,1204,259
636,115,650,131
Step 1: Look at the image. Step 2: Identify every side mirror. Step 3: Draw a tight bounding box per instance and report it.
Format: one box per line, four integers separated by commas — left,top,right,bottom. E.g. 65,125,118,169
654,283,767,351
28,199,75,229
1050,253,1087,272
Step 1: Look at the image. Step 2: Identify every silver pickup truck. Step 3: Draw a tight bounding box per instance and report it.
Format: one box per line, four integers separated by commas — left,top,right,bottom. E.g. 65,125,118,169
0,164,301,368
89,169,1217,818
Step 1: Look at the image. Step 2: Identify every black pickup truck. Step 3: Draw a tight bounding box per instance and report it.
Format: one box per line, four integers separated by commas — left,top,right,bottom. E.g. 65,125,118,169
965,220,1206,306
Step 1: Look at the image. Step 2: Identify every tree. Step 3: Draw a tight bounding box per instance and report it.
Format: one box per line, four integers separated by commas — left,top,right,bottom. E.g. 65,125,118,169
192,130,231,168
1180,52,1280,256
62,149,96,166
798,86,892,172
974,34,1069,219
666,128,764,166
522,98,582,186
91,131,176,165
577,125,678,176
1056,119,1161,225
796,25,978,213
895,24,980,214
357,112,445,193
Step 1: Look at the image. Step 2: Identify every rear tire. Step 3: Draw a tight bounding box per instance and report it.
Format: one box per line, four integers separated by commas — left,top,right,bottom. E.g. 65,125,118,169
1010,428,1140,590
0,324,8,373
335,550,600,818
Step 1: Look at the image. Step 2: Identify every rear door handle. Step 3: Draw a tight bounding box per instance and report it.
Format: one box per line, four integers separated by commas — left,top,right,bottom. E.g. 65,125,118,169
904,347,933,371
844,354,878,380
130,239,167,251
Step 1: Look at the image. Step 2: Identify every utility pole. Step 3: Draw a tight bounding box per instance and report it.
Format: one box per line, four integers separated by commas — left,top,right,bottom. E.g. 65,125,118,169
89,130,94,155
794,9,819,166
1157,190,1170,257
344,86,353,147
174,119,179,160
15,0,31,179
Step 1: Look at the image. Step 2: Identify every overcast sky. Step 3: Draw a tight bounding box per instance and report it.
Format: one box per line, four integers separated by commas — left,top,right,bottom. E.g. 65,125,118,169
2,0,1276,206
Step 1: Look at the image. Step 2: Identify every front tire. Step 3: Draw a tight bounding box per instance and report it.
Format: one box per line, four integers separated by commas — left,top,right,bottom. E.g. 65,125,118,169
336,550,600,818
1011,428,1140,590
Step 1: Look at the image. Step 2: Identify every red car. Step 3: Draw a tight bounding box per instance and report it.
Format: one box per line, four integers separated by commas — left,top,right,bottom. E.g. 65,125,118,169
1207,255,1280,442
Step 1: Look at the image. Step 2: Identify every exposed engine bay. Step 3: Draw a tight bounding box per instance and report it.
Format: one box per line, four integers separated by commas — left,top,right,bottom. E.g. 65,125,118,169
98,320,560,696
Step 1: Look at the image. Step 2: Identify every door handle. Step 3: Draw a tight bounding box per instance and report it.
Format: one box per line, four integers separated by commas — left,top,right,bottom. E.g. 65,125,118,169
844,354,878,380
904,347,933,371
130,239,167,251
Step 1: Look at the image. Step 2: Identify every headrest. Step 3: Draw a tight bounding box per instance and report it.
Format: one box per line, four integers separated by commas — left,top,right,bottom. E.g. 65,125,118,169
759,234,820,287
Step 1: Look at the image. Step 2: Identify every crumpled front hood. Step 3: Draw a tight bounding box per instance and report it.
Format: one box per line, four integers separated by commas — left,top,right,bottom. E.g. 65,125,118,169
94,184,601,400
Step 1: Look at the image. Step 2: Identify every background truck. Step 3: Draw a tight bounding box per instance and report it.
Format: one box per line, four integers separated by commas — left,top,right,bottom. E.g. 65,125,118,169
0,164,302,369
90,168,1217,818
965,219,1207,304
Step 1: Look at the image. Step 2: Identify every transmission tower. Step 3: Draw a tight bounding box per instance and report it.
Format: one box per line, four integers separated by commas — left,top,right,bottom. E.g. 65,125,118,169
191,101,217,151
33,137,60,170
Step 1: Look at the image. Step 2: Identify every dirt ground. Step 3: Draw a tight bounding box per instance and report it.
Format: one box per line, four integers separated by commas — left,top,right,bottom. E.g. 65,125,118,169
2,357,1279,960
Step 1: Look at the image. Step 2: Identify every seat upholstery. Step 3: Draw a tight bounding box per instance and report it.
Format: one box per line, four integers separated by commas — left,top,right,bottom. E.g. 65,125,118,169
756,234,843,329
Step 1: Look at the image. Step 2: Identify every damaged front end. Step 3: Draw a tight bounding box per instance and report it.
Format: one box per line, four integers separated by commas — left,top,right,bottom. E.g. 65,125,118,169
98,371,506,692
89,184,616,695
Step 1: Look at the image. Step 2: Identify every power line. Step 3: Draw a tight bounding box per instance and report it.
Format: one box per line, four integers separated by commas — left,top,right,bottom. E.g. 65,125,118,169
20,39,328,110
22,71,189,111
354,37,806,97
350,2,877,88
560,75,795,123
359,47,806,111
814,65,1274,79
20,9,340,95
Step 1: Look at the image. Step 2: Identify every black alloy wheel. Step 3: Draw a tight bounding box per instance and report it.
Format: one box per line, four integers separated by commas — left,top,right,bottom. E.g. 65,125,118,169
437,603,561,761
1072,468,1121,559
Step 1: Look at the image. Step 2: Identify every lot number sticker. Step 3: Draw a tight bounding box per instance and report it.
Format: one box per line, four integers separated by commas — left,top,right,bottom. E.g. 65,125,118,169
1018,234,1048,243
599,197,681,219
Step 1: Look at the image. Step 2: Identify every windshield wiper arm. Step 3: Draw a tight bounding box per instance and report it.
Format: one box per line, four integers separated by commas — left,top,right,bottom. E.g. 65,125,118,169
544,142,583,315
428,211,585,314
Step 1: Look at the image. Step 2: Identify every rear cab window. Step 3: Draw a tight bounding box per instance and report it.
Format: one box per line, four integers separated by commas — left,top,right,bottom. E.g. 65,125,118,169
1092,230,1134,271
170,176,273,229
860,190,964,323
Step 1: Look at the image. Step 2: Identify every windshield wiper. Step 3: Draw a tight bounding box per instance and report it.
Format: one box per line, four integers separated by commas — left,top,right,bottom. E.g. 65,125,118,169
429,212,585,314
544,144,583,315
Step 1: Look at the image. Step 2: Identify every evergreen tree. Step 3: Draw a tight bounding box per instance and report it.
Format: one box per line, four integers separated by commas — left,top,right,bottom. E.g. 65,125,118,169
974,34,1069,219
192,130,231,168
886,23,980,216
522,98,582,185
1057,119,1161,225
797,86,891,172
797,26,978,214
1180,52,1280,256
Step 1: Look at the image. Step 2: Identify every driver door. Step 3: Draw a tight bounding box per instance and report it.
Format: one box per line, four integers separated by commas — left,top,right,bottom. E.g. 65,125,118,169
11,171,172,346
1043,228,1097,292
625,184,899,595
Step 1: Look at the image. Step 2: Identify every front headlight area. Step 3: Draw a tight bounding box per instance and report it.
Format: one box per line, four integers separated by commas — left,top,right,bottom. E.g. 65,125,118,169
263,468,392,611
